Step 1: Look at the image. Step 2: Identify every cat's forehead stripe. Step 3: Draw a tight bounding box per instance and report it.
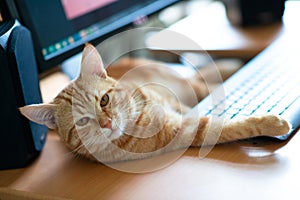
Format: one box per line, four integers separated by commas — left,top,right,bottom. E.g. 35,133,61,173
58,94,72,105
74,106,86,115
73,90,94,106
85,93,93,102
73,102,85,109
74,88,87,101
107,88,114,94
73,82,95,101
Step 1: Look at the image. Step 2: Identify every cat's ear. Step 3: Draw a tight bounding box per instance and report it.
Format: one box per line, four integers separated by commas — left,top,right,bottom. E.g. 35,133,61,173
80,43,107,79
19,104,57,129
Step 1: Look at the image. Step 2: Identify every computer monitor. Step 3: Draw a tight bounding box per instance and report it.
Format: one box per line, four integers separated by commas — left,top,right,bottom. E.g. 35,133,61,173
2,0,180,73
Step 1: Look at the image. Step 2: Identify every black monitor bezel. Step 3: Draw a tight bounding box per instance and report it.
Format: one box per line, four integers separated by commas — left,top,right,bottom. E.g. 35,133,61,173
2,0,180,73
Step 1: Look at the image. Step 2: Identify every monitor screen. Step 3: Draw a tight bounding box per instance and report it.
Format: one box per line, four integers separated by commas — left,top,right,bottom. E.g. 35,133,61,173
6,0,179,72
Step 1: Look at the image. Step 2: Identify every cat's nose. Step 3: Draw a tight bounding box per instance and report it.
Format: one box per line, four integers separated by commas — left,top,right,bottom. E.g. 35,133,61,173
100,119,112,130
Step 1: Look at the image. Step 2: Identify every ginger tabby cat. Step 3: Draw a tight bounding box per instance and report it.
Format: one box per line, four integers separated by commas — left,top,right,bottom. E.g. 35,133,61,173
20,44,290,163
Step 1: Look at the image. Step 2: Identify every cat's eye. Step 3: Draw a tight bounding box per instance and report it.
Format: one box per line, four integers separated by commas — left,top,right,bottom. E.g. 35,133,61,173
100,94,109,107
76,117,90,126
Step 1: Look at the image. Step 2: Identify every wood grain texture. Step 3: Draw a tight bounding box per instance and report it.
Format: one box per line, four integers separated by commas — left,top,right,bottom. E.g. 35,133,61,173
147,1,285,59
0,130,299,200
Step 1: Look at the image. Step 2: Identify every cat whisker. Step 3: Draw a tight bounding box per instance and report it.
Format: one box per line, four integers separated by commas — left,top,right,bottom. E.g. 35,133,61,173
115,101,146,114
61,142,90,161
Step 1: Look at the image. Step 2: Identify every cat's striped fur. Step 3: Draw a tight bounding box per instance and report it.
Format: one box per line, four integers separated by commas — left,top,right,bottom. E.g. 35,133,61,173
20,44,290,163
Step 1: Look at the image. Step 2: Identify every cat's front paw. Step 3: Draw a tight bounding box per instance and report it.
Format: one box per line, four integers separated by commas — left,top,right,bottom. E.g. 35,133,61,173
253,115,291,137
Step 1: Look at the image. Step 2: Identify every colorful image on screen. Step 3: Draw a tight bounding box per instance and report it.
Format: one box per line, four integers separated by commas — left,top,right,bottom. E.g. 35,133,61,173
61,0,117,20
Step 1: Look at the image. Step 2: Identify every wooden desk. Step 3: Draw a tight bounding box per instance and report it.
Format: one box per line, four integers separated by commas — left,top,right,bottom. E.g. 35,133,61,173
147,1,297,59
1,128,300,199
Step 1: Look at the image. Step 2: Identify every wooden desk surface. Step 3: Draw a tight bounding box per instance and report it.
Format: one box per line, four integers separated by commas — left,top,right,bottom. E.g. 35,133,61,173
147,1,298,59
1,129,299,200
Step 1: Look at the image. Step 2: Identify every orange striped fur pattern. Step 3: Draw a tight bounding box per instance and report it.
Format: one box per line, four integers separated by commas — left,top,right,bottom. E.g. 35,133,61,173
20,44,290,163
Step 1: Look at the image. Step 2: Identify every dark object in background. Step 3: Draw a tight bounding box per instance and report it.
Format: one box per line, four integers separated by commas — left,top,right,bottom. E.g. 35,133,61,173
222,0,286,26
0,20,47,170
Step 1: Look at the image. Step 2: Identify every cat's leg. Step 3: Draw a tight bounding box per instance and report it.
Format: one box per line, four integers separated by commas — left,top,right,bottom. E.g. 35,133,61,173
180,115,291,147
149,113,288,148
110,115,289,162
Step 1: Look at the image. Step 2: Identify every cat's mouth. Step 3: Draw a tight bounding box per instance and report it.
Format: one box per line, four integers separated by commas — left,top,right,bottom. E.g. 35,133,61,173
102,119,122,140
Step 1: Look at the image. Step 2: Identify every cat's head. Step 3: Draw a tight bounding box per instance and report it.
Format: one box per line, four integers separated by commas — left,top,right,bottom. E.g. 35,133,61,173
20,44,133,157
